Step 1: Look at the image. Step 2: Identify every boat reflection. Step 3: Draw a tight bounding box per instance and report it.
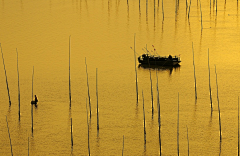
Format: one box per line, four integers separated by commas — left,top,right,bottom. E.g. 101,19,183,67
138,64,180,75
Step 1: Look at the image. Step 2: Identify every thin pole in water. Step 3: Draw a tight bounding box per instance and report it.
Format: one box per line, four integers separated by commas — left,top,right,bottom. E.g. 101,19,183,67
86,98,90,156
150,70,154,117
134,34,139,103
6,116,13,156
1,43,11,106
69,35,72,108
96,68,99,131
187,125,189,156
192,43,197,102
177,93,180,156
156,71,161,155
142,90,146,145
31,66,34,134
71,118,73,147
122,135,124,156
238,96,239,156
208,49,213,111
215,65,222,142
16,48,20,121
85,58,92,118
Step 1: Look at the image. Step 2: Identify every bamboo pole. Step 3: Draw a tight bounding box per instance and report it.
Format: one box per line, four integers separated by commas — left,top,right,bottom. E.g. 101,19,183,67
238,96,239,156
31,66,34,134
162,0,164,21
150,70,154,117
156,71,161,155
96,68,99,131
32,66,34,101
122,135,124,156
187,125,189,156
1,43,11,106
208,49,213,111
215,65,222,142
16,48,20,120
86,98,90,156
85,58,92,118
134,34,139,103
200,0,203,31
71,118,73,147
192,43,197,101
188,0,191,20
177,93,179,156
6,116,13,156
28,137,29,156
69,35,72,108
142,90,146,145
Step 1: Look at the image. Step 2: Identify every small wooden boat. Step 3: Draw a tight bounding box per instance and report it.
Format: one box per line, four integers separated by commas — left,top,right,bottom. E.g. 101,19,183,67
31,99,38,105
138,54,181,66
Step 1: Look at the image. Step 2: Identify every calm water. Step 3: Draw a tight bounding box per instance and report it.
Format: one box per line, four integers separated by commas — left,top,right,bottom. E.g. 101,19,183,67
1,0,240,155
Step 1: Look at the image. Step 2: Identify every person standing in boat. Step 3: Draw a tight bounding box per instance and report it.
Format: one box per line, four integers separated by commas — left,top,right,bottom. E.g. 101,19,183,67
35,95,38,103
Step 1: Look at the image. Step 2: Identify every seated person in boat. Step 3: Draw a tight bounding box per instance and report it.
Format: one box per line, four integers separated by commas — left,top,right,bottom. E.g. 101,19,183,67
168,55,172,60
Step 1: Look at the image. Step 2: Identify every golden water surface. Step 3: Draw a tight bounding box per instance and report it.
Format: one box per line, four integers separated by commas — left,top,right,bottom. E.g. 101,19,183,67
1,0,240,155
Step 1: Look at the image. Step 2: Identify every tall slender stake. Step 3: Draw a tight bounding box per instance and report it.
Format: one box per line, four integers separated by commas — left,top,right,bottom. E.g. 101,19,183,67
188,0,191,19
96,68,99,130
238,96,239,156
69,35,72,108
215,65,222,142
71,118,73,147
200,0,203,30
85,58,92,118
156,71,161,155
192,43,197,101
142,90,146,145
150,70,154,117
31,66,34,134
28,137,29,156
208,49,213,111
32,66,34,101
177,93,180,156
6,116,13,156
16,48,20,120
1,43,11,106
162,0,164,20
187,125,189,156
134,34,139,103
122,135,124,156
86,98,90,156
